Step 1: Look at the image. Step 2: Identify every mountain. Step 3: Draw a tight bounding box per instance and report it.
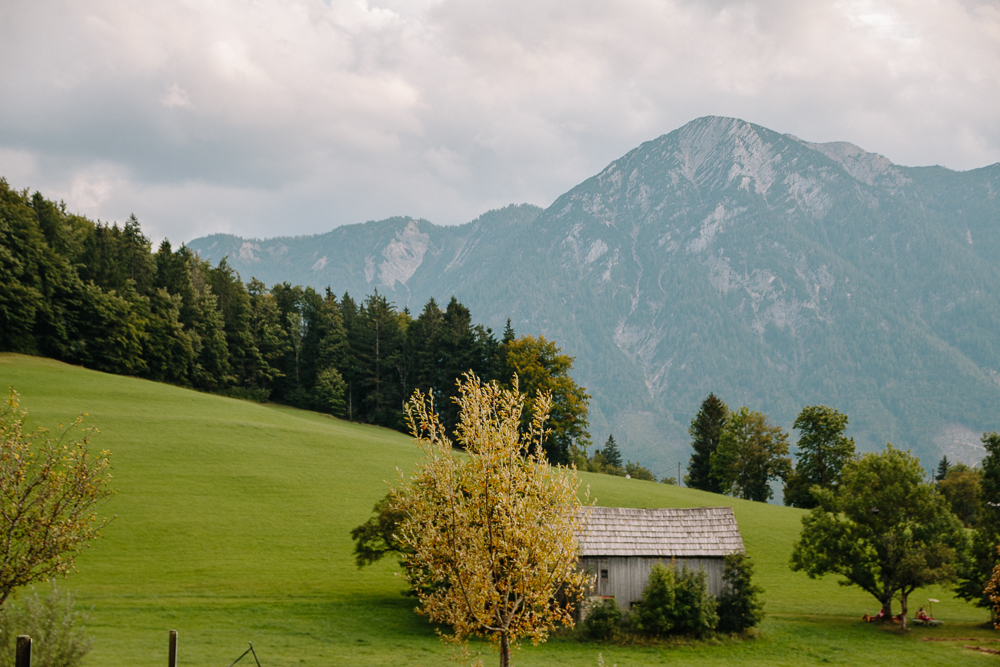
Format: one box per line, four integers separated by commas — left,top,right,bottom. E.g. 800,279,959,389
189,116,1000,476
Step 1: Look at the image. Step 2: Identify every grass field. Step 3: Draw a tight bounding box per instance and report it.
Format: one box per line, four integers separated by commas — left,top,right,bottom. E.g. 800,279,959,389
1,353,997,666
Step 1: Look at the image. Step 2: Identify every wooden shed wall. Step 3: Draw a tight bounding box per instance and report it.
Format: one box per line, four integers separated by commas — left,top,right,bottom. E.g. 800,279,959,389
579,556,725,610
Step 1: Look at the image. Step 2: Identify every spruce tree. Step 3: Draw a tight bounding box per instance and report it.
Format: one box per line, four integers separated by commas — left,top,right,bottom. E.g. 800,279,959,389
685,393,728,493
600,434,623,469
935,455,951,482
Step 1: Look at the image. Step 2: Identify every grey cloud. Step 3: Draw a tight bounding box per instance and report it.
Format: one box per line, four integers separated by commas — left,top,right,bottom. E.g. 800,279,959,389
1,0,998,243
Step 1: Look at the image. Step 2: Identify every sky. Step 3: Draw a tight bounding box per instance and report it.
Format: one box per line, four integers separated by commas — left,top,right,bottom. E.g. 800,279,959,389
1,0,998,244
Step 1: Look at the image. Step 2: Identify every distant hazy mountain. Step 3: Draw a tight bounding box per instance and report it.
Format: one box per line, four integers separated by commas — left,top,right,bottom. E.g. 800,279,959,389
190,116,1000,477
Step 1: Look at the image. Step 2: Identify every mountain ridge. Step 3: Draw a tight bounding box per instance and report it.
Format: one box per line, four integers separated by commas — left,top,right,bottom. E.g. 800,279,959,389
189,116,1000,475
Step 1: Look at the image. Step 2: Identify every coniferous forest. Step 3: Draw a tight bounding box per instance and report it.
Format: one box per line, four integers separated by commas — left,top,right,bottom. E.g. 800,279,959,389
0,180,591,464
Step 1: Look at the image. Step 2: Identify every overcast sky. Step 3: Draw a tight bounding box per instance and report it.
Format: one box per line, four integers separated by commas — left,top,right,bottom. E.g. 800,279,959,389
1,0,998,244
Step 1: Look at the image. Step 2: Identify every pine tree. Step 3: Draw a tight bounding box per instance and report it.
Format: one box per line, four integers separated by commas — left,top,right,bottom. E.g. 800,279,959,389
685,393,728,493
935,455,951,482
502,318,515,344
600,434,623,469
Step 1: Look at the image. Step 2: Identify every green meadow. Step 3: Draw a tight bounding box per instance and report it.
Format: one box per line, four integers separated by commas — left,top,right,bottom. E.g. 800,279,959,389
1,353,996,666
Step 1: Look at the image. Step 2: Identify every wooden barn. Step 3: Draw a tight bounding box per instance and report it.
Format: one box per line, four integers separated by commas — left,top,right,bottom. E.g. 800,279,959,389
577,506,745,610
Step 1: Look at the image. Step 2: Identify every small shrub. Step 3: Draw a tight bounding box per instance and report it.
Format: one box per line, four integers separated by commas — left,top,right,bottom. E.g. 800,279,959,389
0,584,92,667
582,599,622,640
636,562,717,638
635,563,676,635
671,566,718,637
717,552,765,633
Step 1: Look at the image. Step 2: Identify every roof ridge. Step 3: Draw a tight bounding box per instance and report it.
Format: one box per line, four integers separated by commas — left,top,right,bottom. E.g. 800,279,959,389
578,505,744,558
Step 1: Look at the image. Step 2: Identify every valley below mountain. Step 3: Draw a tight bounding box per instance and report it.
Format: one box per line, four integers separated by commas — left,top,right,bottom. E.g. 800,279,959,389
190,116,1000,477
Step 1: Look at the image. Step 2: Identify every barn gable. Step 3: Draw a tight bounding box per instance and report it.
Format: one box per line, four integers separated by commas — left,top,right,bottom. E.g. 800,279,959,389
577,506,745,609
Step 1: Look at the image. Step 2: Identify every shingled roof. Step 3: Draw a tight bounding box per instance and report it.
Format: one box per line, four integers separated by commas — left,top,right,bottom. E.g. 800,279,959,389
578,506,744,558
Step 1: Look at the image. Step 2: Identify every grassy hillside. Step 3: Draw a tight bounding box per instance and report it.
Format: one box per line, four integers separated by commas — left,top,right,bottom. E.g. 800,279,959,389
0,353,995,666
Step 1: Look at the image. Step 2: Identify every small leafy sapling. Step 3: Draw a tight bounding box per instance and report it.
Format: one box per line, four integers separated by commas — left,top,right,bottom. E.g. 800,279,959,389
0,389,114,607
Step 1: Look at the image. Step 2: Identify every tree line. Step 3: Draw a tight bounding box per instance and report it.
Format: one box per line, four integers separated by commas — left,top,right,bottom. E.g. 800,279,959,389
683,391,1000,625
0,181,591,464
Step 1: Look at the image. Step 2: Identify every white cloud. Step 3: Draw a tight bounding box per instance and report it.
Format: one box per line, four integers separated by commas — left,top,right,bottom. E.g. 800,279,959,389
161,83,192,109
0,0,997,243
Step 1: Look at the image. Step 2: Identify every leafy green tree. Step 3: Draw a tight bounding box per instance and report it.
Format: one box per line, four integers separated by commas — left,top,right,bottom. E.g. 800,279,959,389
152,240,199,326
0,184,49,354
685,393,728,493
190,285,232,391
716,553,765,633
69,282,147,376
77,222,127,292
350,493,410,568
711,407,791,502
244,278,287,394
30,191,87,261
313,367,347,417
938,463,982,528
141,288,195,385
956,432,1000,616
784,405,856,508
625,461,656,481
208,259,258,389
502,335,590,465
599,434,623,469
791,445,966,631
297,288,341,392
0,180,80,359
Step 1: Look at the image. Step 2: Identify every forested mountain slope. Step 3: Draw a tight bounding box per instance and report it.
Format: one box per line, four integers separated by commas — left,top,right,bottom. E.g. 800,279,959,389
190,116,1000,474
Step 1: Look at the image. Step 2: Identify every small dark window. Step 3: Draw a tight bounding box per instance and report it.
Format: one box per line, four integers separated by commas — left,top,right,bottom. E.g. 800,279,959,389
600,569,609,580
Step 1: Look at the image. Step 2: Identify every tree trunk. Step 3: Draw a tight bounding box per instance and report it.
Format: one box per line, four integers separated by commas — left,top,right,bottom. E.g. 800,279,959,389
500,632,510,667
900,591,908,633
880,596,892,620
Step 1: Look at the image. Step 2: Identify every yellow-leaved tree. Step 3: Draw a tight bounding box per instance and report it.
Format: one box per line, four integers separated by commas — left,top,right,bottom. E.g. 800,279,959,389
389,373,590,667
0,388,115,606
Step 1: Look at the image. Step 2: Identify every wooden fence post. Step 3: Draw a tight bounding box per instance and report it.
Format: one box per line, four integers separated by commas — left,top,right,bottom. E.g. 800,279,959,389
168,630,178,667
15,635,31,667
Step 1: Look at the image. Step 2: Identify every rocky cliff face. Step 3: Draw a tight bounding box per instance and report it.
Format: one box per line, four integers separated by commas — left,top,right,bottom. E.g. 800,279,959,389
190,117,1000,475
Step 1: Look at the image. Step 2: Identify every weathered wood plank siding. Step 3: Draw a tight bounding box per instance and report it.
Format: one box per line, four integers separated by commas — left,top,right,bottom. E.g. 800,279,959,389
576,506,744,611
579,556,725,609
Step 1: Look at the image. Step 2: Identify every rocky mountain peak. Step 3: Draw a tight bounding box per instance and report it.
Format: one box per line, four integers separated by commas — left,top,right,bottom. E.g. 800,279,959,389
188,117,1000,475
801,140,907,186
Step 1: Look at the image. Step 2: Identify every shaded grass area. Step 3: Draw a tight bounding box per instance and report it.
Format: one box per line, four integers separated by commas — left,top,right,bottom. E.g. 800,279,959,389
1,353,995,666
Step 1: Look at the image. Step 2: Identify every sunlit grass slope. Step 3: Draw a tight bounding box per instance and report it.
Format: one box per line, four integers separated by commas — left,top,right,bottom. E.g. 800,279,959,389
1,353,994,666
